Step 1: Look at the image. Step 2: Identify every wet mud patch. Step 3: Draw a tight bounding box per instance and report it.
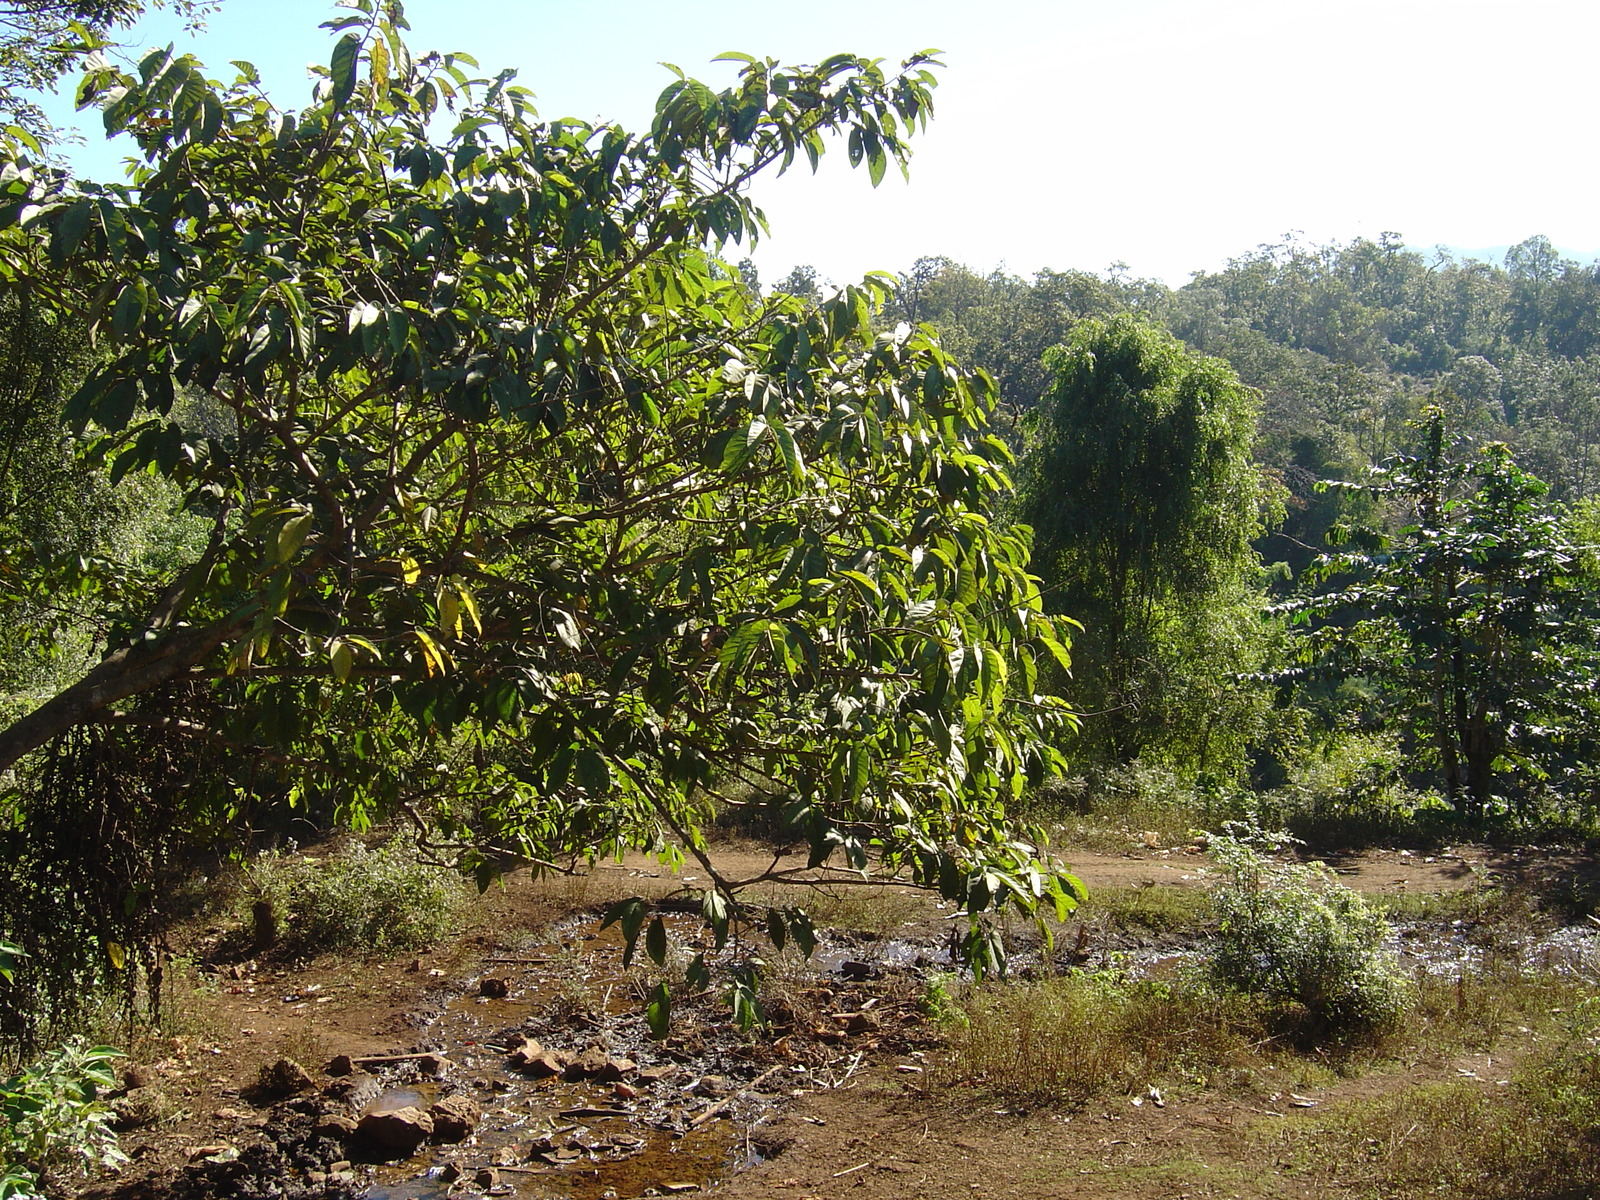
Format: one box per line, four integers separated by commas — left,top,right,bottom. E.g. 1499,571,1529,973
340,910,930,1199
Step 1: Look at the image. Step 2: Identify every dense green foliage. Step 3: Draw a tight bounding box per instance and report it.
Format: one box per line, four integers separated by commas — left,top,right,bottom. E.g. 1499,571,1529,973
0,1040,124,1198
242,839,471,958
870,234,1600,823
1287,409,1600,816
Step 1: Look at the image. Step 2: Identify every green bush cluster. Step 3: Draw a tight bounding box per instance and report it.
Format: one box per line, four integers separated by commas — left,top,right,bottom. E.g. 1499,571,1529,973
242,838,470,959
1207,824,1410,1032
0,1039,125,1200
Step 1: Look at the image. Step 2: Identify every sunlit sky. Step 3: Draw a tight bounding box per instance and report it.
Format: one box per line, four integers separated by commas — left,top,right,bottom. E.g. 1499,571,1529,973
36,0,1600,287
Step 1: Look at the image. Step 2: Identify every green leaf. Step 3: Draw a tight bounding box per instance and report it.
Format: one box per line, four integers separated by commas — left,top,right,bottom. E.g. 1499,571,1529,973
274,511,313,564
685,952,711,992
644,915,668,966
646,981,671,1039
330,33,361,106
329,639,353,682
788,908,817,957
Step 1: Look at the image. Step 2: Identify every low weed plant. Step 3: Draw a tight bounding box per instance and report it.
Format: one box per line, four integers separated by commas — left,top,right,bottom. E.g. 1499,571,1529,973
1290,1002,1600,1196
242,837,471,959
934,969,1259,1106
0,1040,125,1199
1208,824,1410,1035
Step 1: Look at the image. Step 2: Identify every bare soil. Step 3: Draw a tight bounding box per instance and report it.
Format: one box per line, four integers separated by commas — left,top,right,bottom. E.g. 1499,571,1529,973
75,839,1599,1200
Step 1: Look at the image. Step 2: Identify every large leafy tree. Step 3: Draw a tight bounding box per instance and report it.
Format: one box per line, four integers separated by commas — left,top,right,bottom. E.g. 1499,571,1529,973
0,1,1081,995
1016,315,1269,771
1288,409,1600,817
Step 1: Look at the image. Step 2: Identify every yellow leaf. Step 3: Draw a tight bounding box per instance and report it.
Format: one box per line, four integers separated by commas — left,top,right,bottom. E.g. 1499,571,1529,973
438,588,461,639
329,639,353,682
456,581,483,635
413,629,445,676
106,942,127,970
400,556,421,585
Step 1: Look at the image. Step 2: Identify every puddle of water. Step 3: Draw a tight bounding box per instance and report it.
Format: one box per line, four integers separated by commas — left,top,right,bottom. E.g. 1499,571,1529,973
368,1085,438,1114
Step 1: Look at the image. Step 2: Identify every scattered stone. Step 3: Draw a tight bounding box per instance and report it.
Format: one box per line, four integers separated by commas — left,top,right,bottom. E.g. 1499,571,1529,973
474,1167,500,1189
439,1163,464,1182
613,1082,640,1100
325,1054,356,1077
564,1045,613,1081
428,1094,481,1142
258,1057,315,1097
660,1184,701,1194
313,1113,359,1140
835,1011,880,1035
355,1106,435,1156
637,1064,681,1086
837,960,879,982
595,1056,636,1083
478,976,510,998
690,1076,729,1098
186,1144,239,1164
417,1053,451,1077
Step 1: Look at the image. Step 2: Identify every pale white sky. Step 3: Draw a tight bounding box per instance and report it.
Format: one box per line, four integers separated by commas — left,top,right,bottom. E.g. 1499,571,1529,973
37,0,1600,285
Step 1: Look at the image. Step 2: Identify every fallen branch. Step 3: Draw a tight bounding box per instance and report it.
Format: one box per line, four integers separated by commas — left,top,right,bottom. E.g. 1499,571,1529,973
687,1064,785,1129
352,1052,445,1065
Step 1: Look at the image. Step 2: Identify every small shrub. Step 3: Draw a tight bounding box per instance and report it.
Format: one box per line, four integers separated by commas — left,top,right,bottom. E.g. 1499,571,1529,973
241,838,470,959
1207,824,1410,1033
0,1039,126,1199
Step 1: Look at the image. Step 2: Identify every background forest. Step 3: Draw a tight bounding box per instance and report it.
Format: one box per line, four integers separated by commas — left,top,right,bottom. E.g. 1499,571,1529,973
781,235,1600,830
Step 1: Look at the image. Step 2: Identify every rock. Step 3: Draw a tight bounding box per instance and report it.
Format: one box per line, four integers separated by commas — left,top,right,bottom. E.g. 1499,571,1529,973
417,1053,451,1076
837,960,879,981
613,1082,640,1100
473,1167,500,1189
324,1071,382,1109
564,1045,612,1081
313,1113,359,1140
636,1064,680,1086
356,1106,434,1156
478,976,510,998
186,1144,238,1164
835,1011,881,1035
111,1089,167,1131
690,1075,729,1098
257,1057,314,1096
509,1037,569,1078
595,1056,636,1083
325,1054,356,1077
428,1094,481,1142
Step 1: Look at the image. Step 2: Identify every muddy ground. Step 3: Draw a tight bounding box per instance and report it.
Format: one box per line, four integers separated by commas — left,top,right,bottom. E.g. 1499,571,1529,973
75,839,1600,1200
